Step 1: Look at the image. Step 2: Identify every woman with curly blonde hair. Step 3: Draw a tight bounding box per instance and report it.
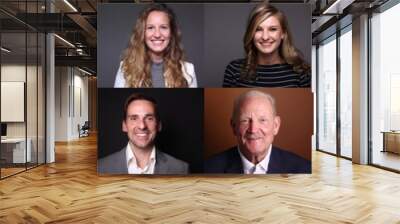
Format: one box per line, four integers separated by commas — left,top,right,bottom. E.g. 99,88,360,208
223,2,310,87
114,4,197,88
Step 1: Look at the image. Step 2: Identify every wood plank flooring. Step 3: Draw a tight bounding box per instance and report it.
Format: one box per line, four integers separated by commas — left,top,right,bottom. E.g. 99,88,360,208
1,134,400,223
1,167,26,178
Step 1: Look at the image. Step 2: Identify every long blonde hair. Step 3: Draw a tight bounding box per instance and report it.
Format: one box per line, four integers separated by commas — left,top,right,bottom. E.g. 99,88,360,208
121,4,188,87
242,2,310,80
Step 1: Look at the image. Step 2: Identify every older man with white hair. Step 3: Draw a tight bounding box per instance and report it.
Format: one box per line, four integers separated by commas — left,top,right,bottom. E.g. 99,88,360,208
205,90,311,174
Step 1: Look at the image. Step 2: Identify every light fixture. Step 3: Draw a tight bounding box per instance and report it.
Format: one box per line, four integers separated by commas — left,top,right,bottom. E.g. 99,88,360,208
54,34,75,48
1,47,11,53
76,48,87,56
78,67,92,76
63,0,78,12
322,0,355,15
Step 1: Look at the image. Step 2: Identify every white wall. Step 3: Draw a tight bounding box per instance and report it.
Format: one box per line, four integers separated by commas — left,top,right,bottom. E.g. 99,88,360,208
55,67,69,141
54,67,89,141
72,73,89,137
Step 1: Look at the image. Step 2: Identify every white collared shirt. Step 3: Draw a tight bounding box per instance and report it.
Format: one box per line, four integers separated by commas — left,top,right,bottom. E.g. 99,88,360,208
238,145,273,174
126,143,156,174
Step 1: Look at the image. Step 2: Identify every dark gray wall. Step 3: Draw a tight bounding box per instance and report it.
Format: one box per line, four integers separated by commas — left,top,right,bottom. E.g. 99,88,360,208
98,3,204,88
203,3,311,86
98,88,204,173
98,3,310,87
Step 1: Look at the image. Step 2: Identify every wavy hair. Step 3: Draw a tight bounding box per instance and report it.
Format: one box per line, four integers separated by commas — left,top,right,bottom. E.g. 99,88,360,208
241,2,310,81
121,4,188,87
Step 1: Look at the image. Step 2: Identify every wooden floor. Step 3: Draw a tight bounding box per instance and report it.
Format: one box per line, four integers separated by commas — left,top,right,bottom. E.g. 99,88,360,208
1,167,26,178
1,163,45,178
1,134,400,223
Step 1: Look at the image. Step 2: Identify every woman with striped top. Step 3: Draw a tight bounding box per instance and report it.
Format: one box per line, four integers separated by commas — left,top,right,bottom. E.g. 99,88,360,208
222,3,310,87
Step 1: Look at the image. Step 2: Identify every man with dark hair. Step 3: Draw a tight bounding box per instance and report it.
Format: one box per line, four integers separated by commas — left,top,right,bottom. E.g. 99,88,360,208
98,93,188,174
205,90,311,174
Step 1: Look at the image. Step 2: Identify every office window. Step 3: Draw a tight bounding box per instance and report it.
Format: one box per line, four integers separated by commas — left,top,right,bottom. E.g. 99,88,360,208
339,27,352,158
371,2,400,171
317,35,337,155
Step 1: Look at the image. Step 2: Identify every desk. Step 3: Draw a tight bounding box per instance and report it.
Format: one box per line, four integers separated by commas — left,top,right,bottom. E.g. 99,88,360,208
382,131,400,154
1,138,31,163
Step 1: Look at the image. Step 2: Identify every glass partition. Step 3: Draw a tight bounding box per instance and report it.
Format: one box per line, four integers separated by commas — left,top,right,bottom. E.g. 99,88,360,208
27,31,38,169
317,35,337,155
38,32,45,165
1,31,28,177
339,26,352,158
370,2,400,171
0,1,46,179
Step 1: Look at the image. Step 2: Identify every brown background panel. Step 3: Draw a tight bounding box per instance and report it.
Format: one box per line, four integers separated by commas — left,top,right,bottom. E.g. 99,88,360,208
204,88,313,160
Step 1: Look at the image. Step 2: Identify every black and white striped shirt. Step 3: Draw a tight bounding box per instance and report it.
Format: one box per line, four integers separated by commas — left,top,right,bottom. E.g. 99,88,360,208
222,59,310,87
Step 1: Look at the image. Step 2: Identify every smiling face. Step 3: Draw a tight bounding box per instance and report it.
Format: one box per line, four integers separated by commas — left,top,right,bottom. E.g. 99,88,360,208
253,15,285,59
144,11,171,62
122,99,161,151
232,95,280,160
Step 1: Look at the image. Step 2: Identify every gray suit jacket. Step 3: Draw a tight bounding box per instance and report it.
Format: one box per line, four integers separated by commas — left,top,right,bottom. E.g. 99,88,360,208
98,147,189,174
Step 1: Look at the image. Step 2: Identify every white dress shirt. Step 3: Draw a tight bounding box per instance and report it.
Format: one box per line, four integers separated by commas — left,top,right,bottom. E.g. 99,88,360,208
238,145,273,174
126,143,156,174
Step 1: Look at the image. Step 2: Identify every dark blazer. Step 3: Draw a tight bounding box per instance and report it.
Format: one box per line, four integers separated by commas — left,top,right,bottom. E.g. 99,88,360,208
204,146,311,174
98,147,189,174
